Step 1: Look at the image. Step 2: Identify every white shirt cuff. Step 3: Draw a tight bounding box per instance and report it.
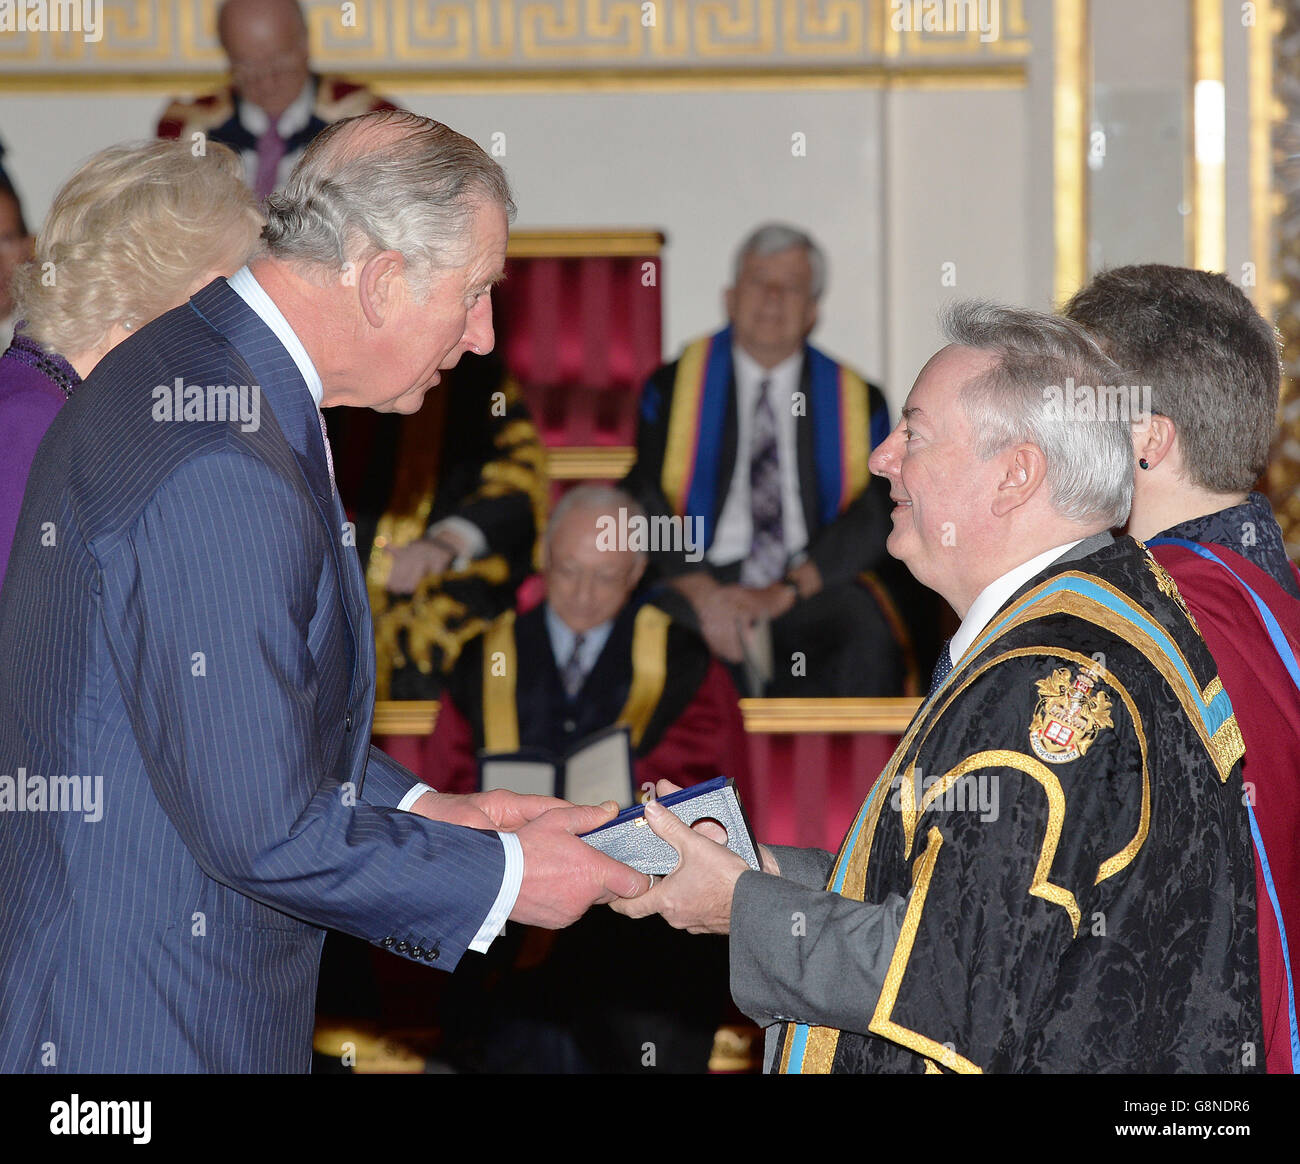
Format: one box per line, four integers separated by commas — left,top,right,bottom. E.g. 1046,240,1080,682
469,832,522,952
397,783,431,813
427,516,487,566
395,786,522,954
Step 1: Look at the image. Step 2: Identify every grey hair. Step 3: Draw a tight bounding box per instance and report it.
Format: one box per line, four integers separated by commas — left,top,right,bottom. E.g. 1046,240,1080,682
733,222,827,300
261,110,515,298
546,484,647,558
942,300,1135,529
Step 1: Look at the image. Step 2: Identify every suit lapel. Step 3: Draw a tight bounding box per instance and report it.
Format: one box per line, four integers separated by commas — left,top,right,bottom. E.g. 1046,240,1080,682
187,279,369,706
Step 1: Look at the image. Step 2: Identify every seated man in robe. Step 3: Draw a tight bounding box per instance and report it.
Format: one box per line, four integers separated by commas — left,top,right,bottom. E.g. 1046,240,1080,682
156,0,397,199
426,483,747,1072
622,222,928,696
425,482,747,796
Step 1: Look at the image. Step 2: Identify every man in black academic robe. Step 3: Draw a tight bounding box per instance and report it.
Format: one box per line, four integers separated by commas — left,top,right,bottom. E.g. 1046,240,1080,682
614,302,1263,1074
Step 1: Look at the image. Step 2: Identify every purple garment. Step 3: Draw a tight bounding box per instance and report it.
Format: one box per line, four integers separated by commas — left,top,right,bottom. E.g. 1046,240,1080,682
0,333,81,591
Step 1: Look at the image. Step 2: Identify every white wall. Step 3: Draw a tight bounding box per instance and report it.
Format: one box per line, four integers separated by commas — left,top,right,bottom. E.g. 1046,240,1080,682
0,84,889,389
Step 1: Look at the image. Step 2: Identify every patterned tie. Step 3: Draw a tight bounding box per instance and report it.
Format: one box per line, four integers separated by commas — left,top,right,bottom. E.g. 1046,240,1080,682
740,377,786,587
254,123,286,200
317,410,336,496
561,633,587,700
927,638,954,699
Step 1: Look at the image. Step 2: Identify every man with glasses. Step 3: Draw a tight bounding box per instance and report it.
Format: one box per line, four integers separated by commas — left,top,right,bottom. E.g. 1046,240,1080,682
623,222,924,697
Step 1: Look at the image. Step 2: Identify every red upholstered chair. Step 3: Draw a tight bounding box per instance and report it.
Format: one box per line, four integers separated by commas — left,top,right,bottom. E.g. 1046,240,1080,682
496,230,664,487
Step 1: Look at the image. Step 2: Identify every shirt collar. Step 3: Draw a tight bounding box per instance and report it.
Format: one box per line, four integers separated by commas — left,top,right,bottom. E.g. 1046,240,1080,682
240,75,315,139
948,539,1085,667
733,342,803,393
226,265,324,408
544,603,615,674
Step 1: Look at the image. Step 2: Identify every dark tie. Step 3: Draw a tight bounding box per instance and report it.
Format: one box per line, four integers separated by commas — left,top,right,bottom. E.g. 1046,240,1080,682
927,639,954,699
561,633,587,700
740,378,785,587
254,124,286,199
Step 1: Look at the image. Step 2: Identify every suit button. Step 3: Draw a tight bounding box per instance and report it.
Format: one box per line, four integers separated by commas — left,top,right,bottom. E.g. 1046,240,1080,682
395,941,409,954
426,947,439,962
410,945,425,959
380,937,395,948
563,719,576,733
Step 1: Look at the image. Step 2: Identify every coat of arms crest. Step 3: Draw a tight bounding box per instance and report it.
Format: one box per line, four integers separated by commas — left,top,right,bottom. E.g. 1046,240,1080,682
1029,663,1115,764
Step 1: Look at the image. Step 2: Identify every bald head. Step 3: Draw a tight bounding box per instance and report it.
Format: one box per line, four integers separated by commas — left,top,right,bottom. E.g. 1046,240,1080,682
544,487,647,634
219,0,310,121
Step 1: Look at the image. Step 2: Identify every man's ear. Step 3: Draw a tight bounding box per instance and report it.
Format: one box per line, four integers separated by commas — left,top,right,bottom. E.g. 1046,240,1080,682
1134,413,1177,471
723,286,737,324
357,251,406,329
990,443,1048,516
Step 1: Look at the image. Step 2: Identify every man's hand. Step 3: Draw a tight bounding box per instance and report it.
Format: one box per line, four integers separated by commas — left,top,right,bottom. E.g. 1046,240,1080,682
788,559,823,600
748,582,798,621
407,788,567,832
649,778,781,874
610,799,752,933
511,801,652,929
696,583,768,662
385,535,460,594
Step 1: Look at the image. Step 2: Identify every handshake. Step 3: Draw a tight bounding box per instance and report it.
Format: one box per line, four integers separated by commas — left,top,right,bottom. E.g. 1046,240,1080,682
407,780,778,933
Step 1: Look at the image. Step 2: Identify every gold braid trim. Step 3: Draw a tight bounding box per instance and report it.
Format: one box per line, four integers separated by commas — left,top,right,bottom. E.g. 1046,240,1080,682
372,556,511,698
867,827,983,1074
481,611,519,753
616,605,670,747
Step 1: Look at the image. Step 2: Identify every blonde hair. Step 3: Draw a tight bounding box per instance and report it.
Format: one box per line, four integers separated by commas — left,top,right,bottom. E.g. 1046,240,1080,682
13,140,263,356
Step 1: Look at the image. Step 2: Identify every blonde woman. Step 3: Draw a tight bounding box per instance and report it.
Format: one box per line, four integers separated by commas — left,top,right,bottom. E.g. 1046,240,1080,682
0,140,263,586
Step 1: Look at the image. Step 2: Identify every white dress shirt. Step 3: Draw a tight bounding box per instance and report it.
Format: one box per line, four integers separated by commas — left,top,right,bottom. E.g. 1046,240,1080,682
944,540,1085,673
238,77,316,194
707,344,810,568
225,266,520,951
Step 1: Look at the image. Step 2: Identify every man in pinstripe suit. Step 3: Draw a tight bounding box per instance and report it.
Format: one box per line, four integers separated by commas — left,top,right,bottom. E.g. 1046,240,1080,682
0,111,647,1072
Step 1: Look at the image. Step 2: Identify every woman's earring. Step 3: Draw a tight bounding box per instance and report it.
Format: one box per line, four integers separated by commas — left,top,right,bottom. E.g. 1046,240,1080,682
1139,458,1150,470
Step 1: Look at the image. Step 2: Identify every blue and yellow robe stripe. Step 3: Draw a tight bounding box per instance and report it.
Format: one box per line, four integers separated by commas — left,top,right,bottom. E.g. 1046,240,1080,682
658,327,888,549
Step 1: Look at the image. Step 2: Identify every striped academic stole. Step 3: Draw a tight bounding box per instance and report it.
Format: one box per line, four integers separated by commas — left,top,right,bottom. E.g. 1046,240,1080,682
779,561,1244,1075
658,328,882,552
480,605,672,753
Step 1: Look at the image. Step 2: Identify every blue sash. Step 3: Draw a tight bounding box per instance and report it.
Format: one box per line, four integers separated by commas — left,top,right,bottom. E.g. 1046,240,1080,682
1147,536,1300,1073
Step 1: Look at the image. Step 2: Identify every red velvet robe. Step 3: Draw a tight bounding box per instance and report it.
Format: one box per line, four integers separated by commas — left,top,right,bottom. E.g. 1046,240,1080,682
1151,540,1300,1073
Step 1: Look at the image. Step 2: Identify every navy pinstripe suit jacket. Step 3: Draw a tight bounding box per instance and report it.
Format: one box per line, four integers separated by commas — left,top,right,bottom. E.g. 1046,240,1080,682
0,279,506,1072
